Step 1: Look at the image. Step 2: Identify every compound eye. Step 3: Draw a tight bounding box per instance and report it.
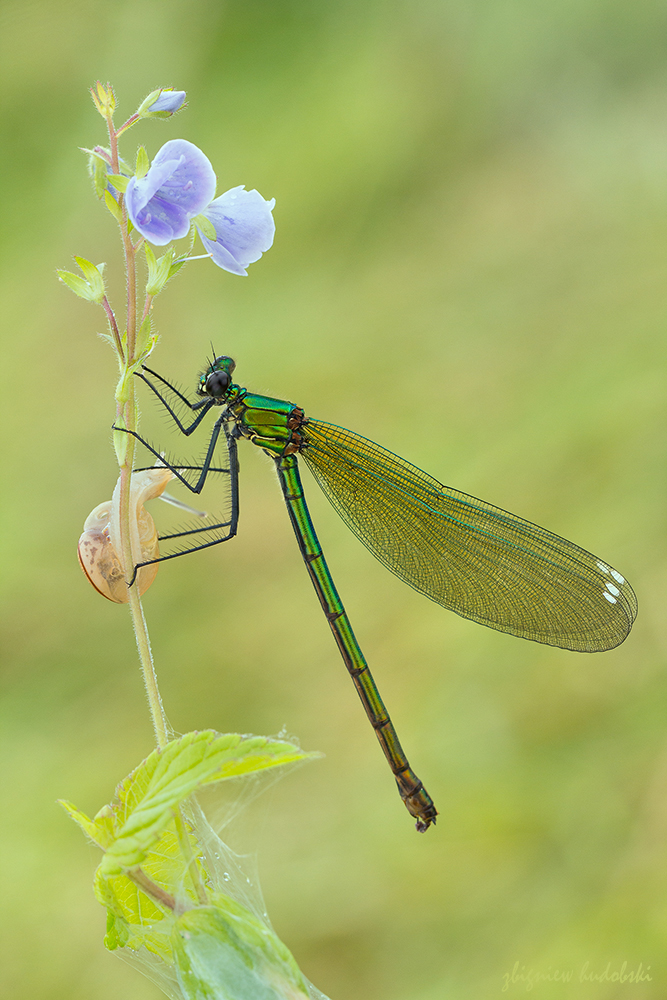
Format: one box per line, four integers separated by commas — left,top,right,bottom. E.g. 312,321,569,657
206,371,230,398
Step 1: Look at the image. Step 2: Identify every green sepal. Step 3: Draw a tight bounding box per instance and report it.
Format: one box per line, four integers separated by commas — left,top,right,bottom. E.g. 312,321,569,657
90,81,116,117
168,256,188,279
136,89,161,116
135,146,150,180
107,173,130,193
192,212,216,241
104,189,123,224
57,256,106,304
136,88,186,120
144,244,187,296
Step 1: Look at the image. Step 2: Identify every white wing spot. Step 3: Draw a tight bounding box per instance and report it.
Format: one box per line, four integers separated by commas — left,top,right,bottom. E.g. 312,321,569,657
605,582,620,597
610,569,625,584
597,561,610,574
603,592,617,604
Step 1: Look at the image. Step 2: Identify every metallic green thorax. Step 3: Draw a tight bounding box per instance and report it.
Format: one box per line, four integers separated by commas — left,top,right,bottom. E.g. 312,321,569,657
198,356,437,830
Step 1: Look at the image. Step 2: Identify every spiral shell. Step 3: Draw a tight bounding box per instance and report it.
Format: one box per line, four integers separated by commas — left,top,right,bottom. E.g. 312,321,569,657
78,467,175,603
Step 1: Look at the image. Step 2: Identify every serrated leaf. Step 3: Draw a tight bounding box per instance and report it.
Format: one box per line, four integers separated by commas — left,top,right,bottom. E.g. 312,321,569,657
100,731,318,876
95,830,184,959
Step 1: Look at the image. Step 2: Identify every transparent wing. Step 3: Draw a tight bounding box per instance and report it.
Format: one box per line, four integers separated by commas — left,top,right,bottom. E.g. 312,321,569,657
301,420,637,652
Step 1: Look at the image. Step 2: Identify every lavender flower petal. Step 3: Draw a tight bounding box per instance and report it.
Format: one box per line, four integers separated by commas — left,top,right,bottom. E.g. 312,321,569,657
196,186,276,275
126,139,216,245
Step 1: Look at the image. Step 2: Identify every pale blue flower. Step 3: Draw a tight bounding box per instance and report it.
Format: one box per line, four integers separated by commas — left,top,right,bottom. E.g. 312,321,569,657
196,187,276,275
126,139,216,245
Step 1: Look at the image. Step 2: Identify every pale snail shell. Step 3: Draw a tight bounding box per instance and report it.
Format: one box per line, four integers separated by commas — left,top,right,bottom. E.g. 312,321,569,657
78,467,175,603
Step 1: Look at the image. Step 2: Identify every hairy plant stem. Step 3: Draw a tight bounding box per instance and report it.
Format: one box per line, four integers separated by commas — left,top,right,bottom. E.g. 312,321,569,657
106,107,169,751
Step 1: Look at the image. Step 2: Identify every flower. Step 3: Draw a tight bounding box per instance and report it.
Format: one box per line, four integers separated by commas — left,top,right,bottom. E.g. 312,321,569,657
195,187,276,275
144,89,186,114
126,140,276,273
125,139,216,245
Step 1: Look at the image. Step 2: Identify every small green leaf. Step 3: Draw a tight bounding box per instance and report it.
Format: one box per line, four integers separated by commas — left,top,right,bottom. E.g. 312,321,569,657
104,189,123,224
135,315,153,356
74,256,106,302
192,212,216,241
145,244,170,296
57,270,93,300
145,246,184,296
135,146,150,180
57,257,105,305
107,173,130,193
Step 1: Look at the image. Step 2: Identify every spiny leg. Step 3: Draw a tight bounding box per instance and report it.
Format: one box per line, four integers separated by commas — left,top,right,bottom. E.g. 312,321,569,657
128,436,241,586
137,366,214,435
114,408,231,495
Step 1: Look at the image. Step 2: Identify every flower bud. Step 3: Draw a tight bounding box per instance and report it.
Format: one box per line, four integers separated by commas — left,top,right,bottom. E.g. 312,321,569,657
138,89,187,118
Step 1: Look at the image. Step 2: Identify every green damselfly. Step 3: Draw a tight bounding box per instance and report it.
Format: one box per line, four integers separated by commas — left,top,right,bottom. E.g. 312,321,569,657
121,355,637,831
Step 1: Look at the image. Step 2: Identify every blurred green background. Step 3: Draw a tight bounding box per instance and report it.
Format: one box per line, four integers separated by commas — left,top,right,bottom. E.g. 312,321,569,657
1,0,666,997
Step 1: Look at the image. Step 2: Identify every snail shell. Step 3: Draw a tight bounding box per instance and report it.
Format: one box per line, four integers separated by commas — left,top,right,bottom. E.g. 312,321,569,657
78,467,174,603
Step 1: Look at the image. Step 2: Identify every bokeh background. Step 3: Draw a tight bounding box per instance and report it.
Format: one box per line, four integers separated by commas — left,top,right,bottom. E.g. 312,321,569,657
1,1,666,997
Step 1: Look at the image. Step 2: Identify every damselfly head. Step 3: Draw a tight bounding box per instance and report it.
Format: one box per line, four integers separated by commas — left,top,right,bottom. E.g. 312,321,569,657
77,467,174,603
198,355,236,401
